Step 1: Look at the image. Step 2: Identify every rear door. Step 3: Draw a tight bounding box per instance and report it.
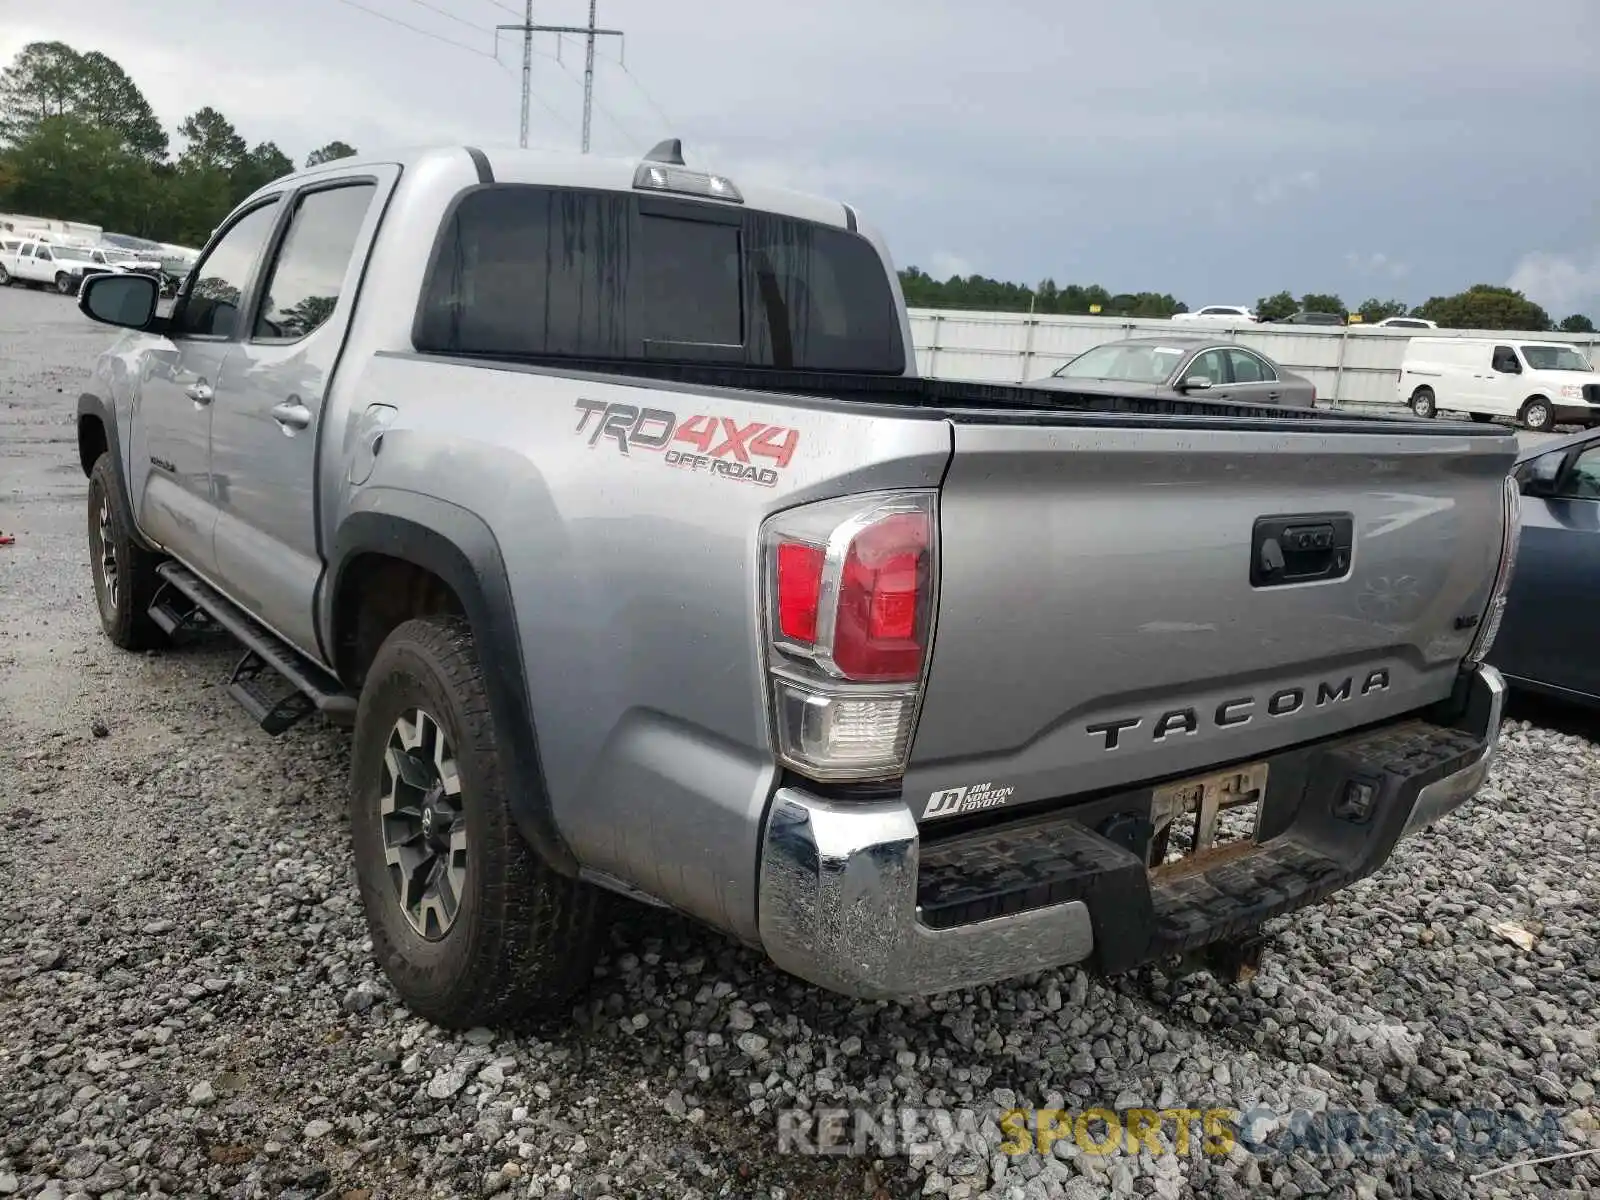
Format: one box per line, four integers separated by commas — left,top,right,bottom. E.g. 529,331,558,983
208,170,392,656
904,417,1514,818
1224,347,1283,404
126,198,283,577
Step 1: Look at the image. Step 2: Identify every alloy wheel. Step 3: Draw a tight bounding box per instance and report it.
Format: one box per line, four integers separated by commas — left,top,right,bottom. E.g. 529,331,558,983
379,708,467,940
92,496,118,615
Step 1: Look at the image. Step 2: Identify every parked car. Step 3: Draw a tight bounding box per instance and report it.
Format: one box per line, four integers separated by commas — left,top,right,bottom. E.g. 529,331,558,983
1172,304,1257,325
1487,427,1600,703
1032,336,1317,407
1397,337,1600,430
73,142,1516,1029
1372,317,1437,329
0,237,121,293
1275,310,1347,326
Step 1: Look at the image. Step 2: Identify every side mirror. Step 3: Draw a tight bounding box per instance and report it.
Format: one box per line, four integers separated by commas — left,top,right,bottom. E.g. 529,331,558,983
1179,375,1213,392
1518,450,1565,495
78,272,159,330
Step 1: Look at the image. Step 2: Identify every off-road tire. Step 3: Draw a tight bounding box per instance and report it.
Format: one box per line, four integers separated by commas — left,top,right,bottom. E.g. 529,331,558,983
1409,387,1435,419
55,272,75,295
1520,396,1554,432
350,615,608,1028
0,263,11,286
87,453,168,650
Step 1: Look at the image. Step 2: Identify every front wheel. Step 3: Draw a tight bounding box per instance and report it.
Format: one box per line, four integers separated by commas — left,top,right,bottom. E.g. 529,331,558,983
87,454,168,650
55,272,76,295
1409,387,1436,419
1520,397,1554,432
0,263,11,286
350,615,608,1029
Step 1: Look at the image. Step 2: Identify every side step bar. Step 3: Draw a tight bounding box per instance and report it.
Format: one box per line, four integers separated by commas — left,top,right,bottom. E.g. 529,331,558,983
151,563,357,734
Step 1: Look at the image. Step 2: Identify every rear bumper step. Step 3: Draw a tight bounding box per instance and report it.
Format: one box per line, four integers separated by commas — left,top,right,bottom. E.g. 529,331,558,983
756,664,1504,999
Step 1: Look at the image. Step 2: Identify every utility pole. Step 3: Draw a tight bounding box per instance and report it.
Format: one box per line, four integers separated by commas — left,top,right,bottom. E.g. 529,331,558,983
520,0,533,150
581,0,598,153
496,4,624,153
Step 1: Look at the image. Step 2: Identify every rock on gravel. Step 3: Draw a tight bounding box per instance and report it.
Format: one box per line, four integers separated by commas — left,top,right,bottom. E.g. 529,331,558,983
2,288,1598,1197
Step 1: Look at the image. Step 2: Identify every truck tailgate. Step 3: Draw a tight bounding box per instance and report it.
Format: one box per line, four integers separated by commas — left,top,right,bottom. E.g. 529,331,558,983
904,417,1516,818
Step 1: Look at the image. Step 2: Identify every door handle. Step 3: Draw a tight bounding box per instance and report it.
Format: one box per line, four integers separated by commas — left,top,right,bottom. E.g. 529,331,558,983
185,382,213,405
270,400,313,432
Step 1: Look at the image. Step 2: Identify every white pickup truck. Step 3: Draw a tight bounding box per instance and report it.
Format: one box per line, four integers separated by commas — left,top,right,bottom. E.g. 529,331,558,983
0,237,139,294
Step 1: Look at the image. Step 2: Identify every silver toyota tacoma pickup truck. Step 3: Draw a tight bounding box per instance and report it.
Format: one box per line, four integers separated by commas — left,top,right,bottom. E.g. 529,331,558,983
73,142,1520,1029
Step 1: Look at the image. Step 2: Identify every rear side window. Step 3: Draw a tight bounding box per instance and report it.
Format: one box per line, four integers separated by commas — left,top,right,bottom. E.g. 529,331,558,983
416,185,905,373
253,183,376,342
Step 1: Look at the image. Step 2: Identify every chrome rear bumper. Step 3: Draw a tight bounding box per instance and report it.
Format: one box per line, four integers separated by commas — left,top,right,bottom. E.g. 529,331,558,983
756,793,1093,999
757,664,1505,1001
1400,663,1505,838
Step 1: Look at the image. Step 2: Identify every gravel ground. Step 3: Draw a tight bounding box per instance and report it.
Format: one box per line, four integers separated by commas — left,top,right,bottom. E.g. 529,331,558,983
2,283,1599,1200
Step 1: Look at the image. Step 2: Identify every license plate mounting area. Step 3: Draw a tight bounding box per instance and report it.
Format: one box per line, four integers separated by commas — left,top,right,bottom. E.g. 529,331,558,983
1148,761,1269,880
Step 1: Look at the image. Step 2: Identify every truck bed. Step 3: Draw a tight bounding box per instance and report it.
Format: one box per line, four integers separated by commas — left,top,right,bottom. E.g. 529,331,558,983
393,351,1504,434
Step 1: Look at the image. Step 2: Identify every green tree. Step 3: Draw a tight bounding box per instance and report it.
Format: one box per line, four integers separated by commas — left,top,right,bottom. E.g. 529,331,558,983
0,42,166,161
1414,285,1551,331
1357,298,1408,323
231,140,294,204
177,106,246,173
1300,293,1346,316
0,42,82,145
305,140,358,167
0,114,160,235
897,268,1185,318
1557,313,1596,334
1256,291,1297,321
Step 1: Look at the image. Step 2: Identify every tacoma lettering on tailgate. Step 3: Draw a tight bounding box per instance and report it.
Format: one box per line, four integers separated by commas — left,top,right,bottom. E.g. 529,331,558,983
1085,668,1392,750
573,399,800,488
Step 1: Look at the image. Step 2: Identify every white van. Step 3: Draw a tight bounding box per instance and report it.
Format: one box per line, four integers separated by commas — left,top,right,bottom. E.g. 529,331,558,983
1397,337,1600,430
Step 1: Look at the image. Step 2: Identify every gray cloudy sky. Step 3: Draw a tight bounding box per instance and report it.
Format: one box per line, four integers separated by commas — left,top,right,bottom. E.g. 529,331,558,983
6,0,1599,316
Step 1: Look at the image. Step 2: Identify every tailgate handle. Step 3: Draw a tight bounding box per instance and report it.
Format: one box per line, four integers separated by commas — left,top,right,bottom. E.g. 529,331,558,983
1251,513,1353,588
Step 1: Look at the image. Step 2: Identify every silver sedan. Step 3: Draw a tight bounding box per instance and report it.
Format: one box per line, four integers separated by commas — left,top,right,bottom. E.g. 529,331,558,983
1030,336,1317,407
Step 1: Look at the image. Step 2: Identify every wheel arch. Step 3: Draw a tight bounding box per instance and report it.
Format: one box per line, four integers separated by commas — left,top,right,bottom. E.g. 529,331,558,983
324,498,579,877
77,392,156,551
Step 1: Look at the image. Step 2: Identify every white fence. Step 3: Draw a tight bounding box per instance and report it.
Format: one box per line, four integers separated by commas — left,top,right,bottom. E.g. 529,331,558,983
908,310,1600,408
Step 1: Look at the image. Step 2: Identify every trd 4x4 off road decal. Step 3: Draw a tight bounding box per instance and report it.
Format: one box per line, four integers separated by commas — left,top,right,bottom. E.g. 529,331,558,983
573,399,799,488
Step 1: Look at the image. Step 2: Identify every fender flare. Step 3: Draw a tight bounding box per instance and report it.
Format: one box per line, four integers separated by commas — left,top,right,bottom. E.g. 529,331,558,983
76,391,155,551
323,499,579,877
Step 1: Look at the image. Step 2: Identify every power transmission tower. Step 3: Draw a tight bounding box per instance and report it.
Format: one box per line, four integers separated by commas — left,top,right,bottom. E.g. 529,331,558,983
496,4,624,152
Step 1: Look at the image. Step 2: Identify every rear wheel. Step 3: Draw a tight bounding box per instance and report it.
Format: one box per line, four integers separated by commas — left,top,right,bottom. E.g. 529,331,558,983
86,453,167,650
350,615,608,1029
1409,387,1436,418
1520,396,1554,432
0,263,10,286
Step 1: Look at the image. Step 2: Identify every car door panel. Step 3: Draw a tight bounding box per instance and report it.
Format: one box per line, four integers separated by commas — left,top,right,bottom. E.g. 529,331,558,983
1223,347,1283,405
209,173,392,660
1492,447,1600,698
126,199,284,577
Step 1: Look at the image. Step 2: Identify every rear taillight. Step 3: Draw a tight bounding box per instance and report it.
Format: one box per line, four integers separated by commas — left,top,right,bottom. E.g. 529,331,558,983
1466,474,1521,665
761,492,937,781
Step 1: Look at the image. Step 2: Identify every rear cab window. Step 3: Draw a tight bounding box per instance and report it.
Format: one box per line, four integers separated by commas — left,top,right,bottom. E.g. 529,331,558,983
414,185,906,373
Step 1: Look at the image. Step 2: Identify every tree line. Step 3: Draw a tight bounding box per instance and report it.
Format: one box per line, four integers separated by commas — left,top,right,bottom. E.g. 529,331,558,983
904,274,1594,334
1,41,1593,334
0,42,357,247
